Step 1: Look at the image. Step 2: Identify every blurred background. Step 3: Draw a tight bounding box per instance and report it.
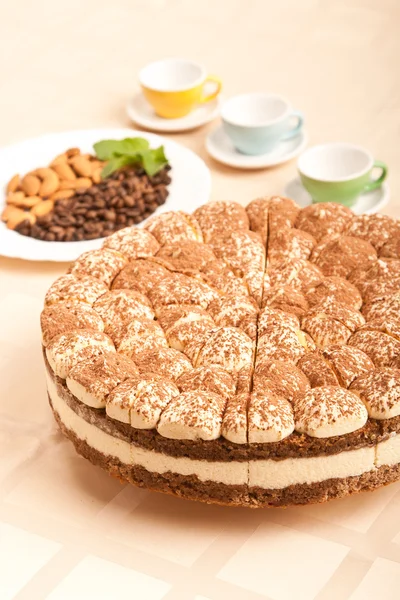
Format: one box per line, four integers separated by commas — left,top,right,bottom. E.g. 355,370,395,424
1,0,399,213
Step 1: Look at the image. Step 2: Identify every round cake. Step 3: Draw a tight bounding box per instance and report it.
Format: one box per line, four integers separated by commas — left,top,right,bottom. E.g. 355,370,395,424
41,198,400,507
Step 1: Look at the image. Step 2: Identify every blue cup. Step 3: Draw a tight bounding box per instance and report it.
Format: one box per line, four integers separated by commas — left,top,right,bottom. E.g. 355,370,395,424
221,93,304,156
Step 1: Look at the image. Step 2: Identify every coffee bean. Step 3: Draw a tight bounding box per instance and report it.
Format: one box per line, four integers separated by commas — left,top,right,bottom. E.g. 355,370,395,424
15,220,30,235
83,222,97,233
126,208,140,217
122,181,132,192
49,225,64,234
56,218,72,227
124,196,135,207
63,216,76,226
93,199,106,208
144,192,156,202
103,210,116,222
73,207,87,216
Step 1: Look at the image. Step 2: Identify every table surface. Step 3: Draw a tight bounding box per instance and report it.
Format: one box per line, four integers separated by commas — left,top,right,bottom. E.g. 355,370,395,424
1,1,400,599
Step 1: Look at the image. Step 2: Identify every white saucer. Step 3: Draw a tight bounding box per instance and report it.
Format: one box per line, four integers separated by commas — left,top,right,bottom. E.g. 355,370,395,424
206,126,308,169
284,177,390,215
126,92,221,133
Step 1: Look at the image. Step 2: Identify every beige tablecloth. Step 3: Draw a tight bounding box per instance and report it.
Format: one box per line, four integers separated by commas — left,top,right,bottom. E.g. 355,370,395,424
1,1,400,599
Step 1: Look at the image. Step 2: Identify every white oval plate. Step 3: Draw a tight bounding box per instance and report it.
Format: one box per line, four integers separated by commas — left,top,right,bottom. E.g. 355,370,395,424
284,177,390,215
0,128,211,262
206,125,308,169
127,92,222,133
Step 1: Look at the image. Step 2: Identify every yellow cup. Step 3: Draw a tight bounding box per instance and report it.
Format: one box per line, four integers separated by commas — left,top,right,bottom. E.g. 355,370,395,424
139,58,222,119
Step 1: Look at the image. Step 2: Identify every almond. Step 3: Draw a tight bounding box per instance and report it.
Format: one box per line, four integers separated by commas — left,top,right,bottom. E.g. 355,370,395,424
50,153,68,166
34,168,60,197
92,167,103,184
21,174,41,196
52,162,77,181
58,180,77,191
6,191,26,205
6,174,20,194
74,177,92,189
59,177,92,190
69,155,92,177
90,160,103,171
31,199,54,217
17,195,42,209
49,189,75,201
66,148,80,158
2,205,18,222
5,207,28,229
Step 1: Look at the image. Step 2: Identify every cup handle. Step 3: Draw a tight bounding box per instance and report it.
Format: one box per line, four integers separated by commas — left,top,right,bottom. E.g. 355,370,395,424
363,160,388,193
199,76,222,103
280,110,304,140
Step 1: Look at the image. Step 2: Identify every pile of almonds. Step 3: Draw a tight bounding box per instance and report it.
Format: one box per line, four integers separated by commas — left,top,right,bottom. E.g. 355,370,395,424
2,148,104,230
1,148,171,242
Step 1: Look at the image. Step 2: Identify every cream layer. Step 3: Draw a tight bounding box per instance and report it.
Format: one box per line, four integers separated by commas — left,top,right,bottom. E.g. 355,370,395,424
248,448,375,489
47,374,400,490
375,433,400,467
47,373,247,486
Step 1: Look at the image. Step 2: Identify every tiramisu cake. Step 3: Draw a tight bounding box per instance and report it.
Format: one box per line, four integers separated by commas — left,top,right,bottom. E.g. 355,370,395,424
41,198,400,507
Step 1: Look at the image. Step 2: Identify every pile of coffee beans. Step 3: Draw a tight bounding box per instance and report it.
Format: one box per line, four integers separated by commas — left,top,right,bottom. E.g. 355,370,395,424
15,165,171,242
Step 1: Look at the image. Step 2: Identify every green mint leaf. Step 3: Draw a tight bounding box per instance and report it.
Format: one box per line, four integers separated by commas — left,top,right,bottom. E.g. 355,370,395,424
152,145,167,163
93,140,126,160
94,138,150,160
120,138,150,156
95,138,169,178
101,155,136,178
141,145,168,176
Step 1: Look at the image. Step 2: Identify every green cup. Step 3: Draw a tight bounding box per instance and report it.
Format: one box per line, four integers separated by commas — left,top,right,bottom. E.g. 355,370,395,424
298,143,388,207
